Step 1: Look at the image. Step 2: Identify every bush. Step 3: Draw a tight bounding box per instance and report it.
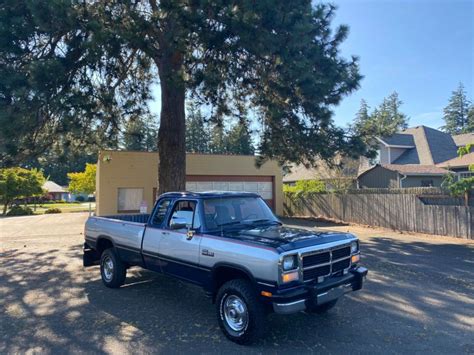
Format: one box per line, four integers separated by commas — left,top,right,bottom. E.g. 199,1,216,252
6,205,34,216
75,195,85,202
44,207,62,214
283,180,326,195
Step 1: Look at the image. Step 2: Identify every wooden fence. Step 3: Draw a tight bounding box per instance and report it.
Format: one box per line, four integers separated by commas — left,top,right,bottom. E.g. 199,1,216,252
284,190,473,239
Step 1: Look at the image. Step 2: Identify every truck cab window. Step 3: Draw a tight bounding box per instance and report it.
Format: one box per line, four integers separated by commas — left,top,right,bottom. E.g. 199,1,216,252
152,199,172,226
168,200,200,229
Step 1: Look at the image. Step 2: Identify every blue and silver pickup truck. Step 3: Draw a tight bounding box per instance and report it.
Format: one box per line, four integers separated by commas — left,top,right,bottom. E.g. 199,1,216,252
84,191,367,344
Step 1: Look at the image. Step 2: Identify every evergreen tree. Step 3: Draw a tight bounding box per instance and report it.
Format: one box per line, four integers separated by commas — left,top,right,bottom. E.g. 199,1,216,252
467,105,474,133
226,119,255,155
1,1,365,193
185,103,209,153
353,92,409,140
123,115,159,151
209,124,228,154
443,83,471,134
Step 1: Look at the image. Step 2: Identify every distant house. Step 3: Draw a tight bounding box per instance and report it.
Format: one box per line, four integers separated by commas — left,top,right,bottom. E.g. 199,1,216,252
283,156,359,189
358,164,448,188
452,133,474,148
43,181,67,201
437,152,474,180
373,125,459,165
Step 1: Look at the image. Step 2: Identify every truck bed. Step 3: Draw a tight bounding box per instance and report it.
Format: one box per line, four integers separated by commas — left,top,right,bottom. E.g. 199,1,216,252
101,214,150,224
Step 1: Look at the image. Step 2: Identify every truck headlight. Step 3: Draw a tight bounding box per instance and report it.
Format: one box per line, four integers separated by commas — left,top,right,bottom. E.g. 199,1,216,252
282,255,298,271
351,241,359,254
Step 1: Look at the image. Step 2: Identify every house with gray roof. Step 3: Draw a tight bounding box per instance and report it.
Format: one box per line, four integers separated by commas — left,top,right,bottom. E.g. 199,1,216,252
375,126,459,165
356,125,472,188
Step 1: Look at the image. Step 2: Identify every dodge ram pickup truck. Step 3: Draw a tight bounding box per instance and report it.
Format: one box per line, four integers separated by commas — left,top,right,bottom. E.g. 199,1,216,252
83,191,367,344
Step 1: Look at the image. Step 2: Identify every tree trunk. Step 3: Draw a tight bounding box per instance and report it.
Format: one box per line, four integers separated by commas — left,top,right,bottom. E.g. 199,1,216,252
3,202,7,215
156,50,186,195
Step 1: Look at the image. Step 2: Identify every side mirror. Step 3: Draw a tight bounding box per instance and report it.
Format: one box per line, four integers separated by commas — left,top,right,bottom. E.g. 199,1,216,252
170,217,190,230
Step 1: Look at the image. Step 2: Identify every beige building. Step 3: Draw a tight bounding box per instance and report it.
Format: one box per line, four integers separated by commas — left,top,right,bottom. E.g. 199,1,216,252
96,150,283,216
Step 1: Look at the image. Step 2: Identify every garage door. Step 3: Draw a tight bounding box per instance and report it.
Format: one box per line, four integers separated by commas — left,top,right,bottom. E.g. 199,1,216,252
185,175,275,211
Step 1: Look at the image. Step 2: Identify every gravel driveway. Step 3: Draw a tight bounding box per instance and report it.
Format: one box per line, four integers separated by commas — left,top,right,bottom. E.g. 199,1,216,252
1,213,473,354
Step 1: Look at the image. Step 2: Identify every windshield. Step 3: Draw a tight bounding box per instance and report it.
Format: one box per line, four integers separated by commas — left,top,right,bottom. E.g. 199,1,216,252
203,197,280,230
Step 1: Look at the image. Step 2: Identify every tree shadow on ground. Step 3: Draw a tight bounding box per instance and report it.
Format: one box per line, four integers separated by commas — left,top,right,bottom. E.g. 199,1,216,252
1,235,473,353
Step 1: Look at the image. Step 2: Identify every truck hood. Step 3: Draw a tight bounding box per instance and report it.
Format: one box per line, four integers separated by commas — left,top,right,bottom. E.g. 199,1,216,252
219,225,356,252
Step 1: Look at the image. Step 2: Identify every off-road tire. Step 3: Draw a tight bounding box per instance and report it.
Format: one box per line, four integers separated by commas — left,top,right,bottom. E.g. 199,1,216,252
100,248,126,288
216,279,266,344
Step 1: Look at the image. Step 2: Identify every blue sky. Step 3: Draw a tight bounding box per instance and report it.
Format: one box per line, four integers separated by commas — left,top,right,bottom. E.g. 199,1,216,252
331,0,473,129
150,0,473,130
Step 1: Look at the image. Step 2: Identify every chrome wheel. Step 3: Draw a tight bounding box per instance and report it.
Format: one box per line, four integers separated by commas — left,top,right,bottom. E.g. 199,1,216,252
223,295,249,332
102,256,114,282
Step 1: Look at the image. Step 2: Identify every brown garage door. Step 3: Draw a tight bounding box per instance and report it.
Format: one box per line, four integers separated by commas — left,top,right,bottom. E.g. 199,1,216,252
185,175,275,211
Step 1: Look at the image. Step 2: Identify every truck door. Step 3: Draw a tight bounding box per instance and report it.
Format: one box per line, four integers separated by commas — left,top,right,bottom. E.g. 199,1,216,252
141,197,173,273
158,200,208,285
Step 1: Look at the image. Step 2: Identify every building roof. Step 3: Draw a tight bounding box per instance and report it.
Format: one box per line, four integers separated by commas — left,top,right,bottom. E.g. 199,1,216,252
359,164,448,178
283,157,359,183
452,133,474,147
390,126,458,165
437,152,474,169
43,181,66,193
378,133,415,147
383,164,448,175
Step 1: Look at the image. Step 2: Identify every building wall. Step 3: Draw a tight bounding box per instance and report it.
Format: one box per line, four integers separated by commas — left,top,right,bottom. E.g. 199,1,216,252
402,176,443,188
358,166,399,188
96,151,283,216
389,147,407,163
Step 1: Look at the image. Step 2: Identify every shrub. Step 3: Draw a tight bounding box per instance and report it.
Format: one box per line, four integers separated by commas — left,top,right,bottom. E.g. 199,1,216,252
44,207,62,214
75,195,85,202
6,205,34,216
283,180,326,195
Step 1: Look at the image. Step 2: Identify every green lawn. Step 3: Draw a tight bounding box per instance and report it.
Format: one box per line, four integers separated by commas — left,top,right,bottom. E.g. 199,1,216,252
28,202,96,214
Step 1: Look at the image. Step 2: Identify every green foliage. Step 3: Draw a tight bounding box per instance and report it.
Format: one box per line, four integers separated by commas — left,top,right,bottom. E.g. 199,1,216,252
283,180,326,195
186,102,210,153
44,207,62,214
226,119,255,155
0,167,45,214
6,205,34,216
123,115,159,152
353,92,409,142
444,144,474,205
442,83,472,134
0,0,366,186
68,164,96,195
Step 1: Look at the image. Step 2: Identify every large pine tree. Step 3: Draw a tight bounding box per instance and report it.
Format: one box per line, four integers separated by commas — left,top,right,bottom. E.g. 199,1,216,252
226,119,255,155
443,83,472,134
1,1,365,193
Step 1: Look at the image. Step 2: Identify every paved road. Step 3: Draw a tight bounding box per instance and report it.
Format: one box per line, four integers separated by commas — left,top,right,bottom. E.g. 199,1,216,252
1,213,473,354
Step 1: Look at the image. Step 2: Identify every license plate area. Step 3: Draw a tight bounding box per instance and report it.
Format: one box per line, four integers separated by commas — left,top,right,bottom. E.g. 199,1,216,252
314,283,352,305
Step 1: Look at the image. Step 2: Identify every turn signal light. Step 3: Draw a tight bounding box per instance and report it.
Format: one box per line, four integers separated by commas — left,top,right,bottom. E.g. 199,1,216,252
261,291,273,297
282,271,299,283
351,254,360,264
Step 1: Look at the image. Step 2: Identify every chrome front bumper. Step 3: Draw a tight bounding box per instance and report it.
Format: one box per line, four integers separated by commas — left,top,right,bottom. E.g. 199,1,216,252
273,266,368,314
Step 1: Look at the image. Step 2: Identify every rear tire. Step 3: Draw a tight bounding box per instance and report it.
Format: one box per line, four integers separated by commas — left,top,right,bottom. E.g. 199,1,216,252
216,279,266,344
100,248,126,288
306,299,338,314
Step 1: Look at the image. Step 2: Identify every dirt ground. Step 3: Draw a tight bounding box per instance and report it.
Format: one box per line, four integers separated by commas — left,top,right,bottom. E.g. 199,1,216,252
1,213,473,354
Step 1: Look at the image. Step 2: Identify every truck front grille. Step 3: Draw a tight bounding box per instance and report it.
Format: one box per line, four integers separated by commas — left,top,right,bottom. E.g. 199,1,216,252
302,245,351,282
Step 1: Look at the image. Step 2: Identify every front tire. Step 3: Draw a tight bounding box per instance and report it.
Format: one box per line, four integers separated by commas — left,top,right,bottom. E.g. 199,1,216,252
216,279,266,344
100,248,126,288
